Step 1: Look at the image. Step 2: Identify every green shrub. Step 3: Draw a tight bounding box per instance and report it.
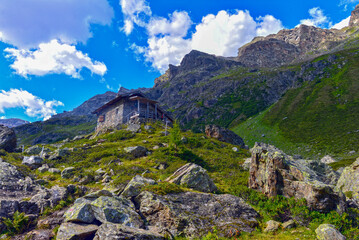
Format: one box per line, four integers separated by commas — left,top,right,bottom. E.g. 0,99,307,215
142,182,184,195
169,121,182,150
103,130,135,142
2,211,29,235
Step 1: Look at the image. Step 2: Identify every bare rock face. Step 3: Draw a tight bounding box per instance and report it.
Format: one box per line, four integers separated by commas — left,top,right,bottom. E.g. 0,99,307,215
336,158,359,205
205,125,245,148
349,4,359,27
237,24,346,68
94,223,166,240
249,143,345,213
134,191,259,238
0,125,16,152
166,163,218,193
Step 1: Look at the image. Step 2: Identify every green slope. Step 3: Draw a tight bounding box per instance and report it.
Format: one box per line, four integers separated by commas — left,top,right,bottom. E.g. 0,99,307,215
232,49,359,164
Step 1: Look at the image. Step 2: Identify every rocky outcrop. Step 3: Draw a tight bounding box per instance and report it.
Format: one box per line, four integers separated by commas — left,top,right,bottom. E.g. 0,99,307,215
121,175,157,198
350,5,359,27
94,223,166,240
59,187,258,239
249,143,345,213
315,224,346,240
22,156,44,169
205,125,245,148
56,222,99,240
166,163,218,193
0,158,80,234
0,118,29,128
336,158,359,204
135,191,259,238
0,125,16,152
237,24,347,68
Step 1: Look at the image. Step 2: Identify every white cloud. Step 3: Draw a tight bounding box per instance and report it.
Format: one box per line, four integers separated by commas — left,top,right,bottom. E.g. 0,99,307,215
299,7,331,28
0,116,5,119
0,89,64,120
120,0,151,35
0,0,113,49
147,11,192,37
256,15,284,36
130,9,283,72
5,40,107,78
332,16,351,29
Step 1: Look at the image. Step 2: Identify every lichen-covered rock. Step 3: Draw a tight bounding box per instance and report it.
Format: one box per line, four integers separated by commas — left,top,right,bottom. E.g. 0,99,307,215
134,191,259,238
282,219,296,229
242,158,251,170
61,167,76,179
64,202,95,223
315,224,346,240
90,196,143,227
56,222,98,240
264,220,281,232
121,175,157,198
205,125,245,148
0,125,16,152
94,223,166,240
22,156,44,169
124,146,148,158
337,158,359,204
84,189,113,200
166,163,218,193
249,143,345,213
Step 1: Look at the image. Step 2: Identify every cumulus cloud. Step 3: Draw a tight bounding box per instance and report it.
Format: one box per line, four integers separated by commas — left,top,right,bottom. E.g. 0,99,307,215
0,89,64,120
0,116,5,119
332,16,351,29
147,11,192,37
0,0,113,49
299,7,331,28
120,0,151,35
129,9,283,72
5,40,107,78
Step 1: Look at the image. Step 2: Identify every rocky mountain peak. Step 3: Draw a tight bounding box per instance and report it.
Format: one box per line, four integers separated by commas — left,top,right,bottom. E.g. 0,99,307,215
237,21,347,68
350,4,359,27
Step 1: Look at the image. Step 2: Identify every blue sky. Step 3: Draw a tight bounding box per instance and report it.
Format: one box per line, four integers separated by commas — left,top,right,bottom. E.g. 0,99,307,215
0,0,357,122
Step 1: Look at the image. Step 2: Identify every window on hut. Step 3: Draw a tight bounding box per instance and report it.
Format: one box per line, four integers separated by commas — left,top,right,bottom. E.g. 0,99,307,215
99,115,105,122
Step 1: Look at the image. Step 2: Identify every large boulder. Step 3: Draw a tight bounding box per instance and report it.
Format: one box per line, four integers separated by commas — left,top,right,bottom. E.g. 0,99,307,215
205,125,245,148
336,158,359,204
90,196,143,228
249,143,345,213
134,191,259,238
166,163,218,193
124,146,148,158
64,202,95,223
56,222,98,240
315,224,346,240
94,223,166,240
22,156,44,169
0,125,16,152
121,175,157,198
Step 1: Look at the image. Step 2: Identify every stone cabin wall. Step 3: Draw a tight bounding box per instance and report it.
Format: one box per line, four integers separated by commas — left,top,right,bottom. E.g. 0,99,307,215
96,99,125,133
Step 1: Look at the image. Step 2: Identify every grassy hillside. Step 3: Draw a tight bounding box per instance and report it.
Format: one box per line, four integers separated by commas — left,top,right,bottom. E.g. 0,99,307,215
2,123,359,239
232,49,359,165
